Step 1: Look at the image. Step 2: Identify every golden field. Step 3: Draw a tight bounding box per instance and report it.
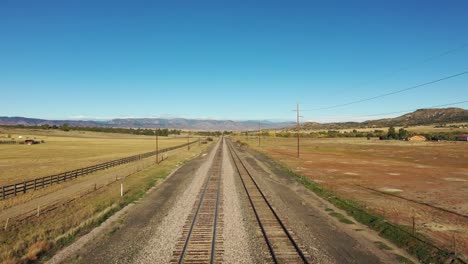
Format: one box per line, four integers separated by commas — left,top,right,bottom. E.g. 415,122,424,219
0,128,214,263
0,128,191,185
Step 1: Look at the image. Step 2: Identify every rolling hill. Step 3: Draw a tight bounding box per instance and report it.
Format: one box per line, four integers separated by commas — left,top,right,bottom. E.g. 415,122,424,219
0,116,293,131
302,108,468,130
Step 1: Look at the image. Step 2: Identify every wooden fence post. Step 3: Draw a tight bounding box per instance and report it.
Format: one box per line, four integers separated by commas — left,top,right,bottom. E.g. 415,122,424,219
120,183,123,197
4,218,9,231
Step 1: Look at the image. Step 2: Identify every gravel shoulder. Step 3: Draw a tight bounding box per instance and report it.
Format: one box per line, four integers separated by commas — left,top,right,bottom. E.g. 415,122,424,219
47,138,419,264
222,139,260,264
234,142,419,264
51,140,221,264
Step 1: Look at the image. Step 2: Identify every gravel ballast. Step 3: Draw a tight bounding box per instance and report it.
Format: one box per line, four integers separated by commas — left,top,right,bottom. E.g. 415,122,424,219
221,140,256,264
134,140,222,263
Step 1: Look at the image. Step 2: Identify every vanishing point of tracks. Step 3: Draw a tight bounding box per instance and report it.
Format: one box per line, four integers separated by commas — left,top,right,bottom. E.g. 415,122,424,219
172,139,224,264
172,138,309,263
227,140,310,264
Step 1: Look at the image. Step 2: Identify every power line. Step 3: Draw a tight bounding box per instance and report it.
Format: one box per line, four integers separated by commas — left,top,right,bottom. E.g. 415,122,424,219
351,43,468,89
303,70,468,111
305,100,468,122
362,100,468,117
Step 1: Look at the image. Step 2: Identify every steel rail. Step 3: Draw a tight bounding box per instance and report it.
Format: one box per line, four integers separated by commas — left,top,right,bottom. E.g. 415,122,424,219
227,140,309,264
177,138,223,264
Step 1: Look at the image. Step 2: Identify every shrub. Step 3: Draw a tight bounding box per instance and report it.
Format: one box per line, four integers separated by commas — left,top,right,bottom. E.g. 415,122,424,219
24,241,51,261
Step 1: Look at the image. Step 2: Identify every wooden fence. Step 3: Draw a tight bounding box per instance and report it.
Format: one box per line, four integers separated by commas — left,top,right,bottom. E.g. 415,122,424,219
0,140,199,200
0,141,16,145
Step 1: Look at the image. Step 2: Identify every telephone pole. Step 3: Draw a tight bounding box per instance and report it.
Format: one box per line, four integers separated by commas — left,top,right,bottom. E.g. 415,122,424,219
296,103,301,158
258,122,261,147
155,130,159,164
187,131,190,151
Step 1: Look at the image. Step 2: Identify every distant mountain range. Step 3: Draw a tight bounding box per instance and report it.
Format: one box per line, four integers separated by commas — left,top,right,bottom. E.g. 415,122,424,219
0,116,294,131
1,108,466,131
302,108,468,130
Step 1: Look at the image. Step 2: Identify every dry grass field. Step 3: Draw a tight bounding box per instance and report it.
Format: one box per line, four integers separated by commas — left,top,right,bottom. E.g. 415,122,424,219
236,136,468,258
0,128,214,263
0,128,190,185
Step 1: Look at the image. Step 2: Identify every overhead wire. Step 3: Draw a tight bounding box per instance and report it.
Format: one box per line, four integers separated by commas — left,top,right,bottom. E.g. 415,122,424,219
298,43,468,111
302,70,468,111
304,100,468,122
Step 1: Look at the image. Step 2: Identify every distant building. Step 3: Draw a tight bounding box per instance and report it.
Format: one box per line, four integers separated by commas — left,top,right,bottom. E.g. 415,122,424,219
24,139,40,145
407,135,426,142
456,134,468,141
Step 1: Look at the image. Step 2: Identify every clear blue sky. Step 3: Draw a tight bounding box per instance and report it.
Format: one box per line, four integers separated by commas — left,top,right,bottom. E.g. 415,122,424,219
1,0,467,122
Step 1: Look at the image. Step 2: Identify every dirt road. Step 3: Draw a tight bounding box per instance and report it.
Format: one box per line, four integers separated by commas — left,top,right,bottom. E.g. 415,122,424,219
49,139,418,263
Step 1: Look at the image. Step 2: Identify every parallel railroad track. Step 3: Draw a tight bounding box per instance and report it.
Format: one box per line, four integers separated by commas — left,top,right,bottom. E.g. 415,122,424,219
172,139,224,264
227,139,310,264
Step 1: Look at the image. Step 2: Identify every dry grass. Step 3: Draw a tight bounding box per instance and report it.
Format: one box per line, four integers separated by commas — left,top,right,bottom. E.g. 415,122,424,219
0,128,190,185
0,134,213,263
235,136,468,258
24,241,51,262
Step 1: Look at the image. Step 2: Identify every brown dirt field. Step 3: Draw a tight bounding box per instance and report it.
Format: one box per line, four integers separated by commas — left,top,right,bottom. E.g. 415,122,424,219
237,136,468,258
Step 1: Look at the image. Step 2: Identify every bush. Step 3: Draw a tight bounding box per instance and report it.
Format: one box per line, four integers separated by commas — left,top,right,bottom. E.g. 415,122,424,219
24,240,51,261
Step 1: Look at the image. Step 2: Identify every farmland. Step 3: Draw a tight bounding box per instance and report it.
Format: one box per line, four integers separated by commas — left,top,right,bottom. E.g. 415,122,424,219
0,128,213,262
0,128,189,185
235,136,468,258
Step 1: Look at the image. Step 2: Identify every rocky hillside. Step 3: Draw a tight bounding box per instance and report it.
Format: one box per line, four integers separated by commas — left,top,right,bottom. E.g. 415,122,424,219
302,108,468,130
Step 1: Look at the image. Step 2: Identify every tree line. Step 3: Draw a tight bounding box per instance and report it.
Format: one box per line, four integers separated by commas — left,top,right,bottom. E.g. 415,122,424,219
7,124,182,136
240,127,464,141
194,131,232,136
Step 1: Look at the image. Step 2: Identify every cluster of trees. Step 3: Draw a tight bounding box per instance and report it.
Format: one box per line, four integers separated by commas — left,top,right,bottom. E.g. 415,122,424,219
241,126,464,141
241,131,270,137
379,126,410,140
195,131,232,136
69,127,181,136
12,124,182,136
434,124,467,129
272,129,387,139
271,127,412,140
421,132,465,141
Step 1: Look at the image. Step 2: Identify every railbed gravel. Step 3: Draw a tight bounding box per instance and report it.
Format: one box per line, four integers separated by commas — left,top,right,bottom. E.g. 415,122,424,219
133,140,221,263
222,140,256,264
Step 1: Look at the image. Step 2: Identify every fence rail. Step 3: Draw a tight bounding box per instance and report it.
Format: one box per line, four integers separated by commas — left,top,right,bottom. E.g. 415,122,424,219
0,140,199,200
0,140,16,144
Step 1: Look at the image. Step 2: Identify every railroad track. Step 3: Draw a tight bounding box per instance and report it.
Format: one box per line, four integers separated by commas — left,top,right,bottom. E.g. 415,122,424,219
172,139,224,264
227,139,310,264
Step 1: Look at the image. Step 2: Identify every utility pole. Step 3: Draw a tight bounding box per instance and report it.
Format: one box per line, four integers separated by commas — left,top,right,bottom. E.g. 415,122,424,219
258,122,261,147
296,103,301,158
155,129,159,164
187,131,190,151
